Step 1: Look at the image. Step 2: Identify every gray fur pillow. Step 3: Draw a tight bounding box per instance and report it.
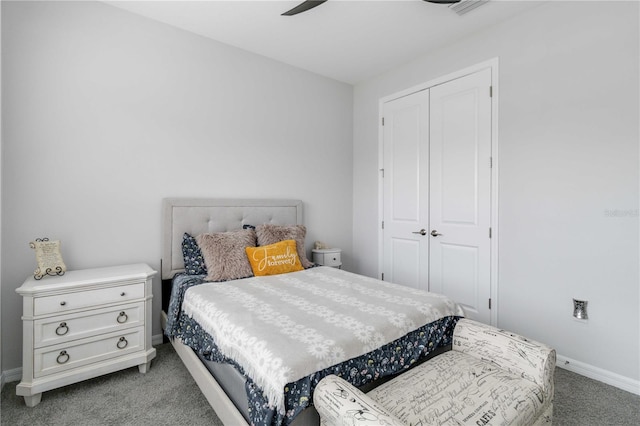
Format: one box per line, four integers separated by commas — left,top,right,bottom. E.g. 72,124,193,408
196,229,256,281
256,224,313,269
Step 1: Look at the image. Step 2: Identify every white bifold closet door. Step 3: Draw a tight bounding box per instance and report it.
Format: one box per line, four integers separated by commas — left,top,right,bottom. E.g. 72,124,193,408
382,68,492,323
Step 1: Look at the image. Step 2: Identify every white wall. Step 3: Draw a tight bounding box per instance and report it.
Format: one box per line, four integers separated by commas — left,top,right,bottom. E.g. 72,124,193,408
353,1,639,388
0,0,3,389
1,1,353,371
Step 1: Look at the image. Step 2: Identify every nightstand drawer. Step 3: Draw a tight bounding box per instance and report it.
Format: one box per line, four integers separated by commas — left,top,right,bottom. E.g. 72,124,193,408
313,249,342,267
34,327,144,378
34,302,144,348
34,283,145,316
322,252,342,267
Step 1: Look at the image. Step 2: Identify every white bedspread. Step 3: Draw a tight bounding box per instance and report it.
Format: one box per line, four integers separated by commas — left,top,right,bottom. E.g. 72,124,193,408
182,266,464,414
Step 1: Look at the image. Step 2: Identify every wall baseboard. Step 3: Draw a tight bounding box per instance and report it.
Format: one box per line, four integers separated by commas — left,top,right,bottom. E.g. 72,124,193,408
1,366,23,386
557,354,640,396
152,333,165,346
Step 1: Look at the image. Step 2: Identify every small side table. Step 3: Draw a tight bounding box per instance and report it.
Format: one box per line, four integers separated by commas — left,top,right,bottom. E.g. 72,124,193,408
15,263,156,407
312,248,342,268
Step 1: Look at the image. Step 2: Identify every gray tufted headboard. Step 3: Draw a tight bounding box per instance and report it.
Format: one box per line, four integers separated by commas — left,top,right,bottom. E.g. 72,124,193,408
161,198,303,280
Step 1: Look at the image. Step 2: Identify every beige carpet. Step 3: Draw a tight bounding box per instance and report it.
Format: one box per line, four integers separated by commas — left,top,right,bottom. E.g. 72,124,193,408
2,343,639,425
1,343,222,426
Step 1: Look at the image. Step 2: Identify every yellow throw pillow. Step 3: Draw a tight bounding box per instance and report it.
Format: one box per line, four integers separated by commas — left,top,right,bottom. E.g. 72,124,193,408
245,240,304,277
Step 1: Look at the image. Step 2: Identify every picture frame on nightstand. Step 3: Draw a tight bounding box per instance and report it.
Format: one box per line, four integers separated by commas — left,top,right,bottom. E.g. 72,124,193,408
29,238,66,280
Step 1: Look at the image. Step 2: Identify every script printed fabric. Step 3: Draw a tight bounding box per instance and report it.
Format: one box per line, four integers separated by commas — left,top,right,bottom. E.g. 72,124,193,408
181,266,464,414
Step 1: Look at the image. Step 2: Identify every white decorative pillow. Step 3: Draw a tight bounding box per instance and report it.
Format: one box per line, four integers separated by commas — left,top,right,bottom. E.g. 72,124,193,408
256,224,313,269
196,229,256,281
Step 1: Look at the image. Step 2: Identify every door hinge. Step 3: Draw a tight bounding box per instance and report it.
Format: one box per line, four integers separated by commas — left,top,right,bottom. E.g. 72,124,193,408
489,86,493,98
489,156,493,168
489,227,492,238
380,168,384,178
489,298,492,309
382,221,384,229
381,273,385,281
381,117,385,126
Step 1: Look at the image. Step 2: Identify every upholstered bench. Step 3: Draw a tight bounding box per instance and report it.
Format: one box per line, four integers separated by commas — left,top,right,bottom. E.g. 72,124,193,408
314,318,556,426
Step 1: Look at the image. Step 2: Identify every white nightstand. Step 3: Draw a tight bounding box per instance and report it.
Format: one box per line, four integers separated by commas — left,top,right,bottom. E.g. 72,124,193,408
15,263,156,407
312,248,342,268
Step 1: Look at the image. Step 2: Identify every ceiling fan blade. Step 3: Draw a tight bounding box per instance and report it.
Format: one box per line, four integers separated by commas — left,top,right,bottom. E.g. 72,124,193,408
282,0,328,16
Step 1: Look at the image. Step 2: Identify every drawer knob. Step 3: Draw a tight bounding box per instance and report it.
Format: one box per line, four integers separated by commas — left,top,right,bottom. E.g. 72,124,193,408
56,350,70,364
120,292,126,297
60,301,66,306
116,311,128,324
55,322,69,336
117,337,128,349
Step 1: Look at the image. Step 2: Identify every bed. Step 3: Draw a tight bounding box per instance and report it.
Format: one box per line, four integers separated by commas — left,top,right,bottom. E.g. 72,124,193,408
159,198,464,426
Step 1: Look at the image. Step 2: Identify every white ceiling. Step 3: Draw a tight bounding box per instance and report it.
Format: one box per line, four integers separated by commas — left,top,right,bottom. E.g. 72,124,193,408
106,0,544,84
